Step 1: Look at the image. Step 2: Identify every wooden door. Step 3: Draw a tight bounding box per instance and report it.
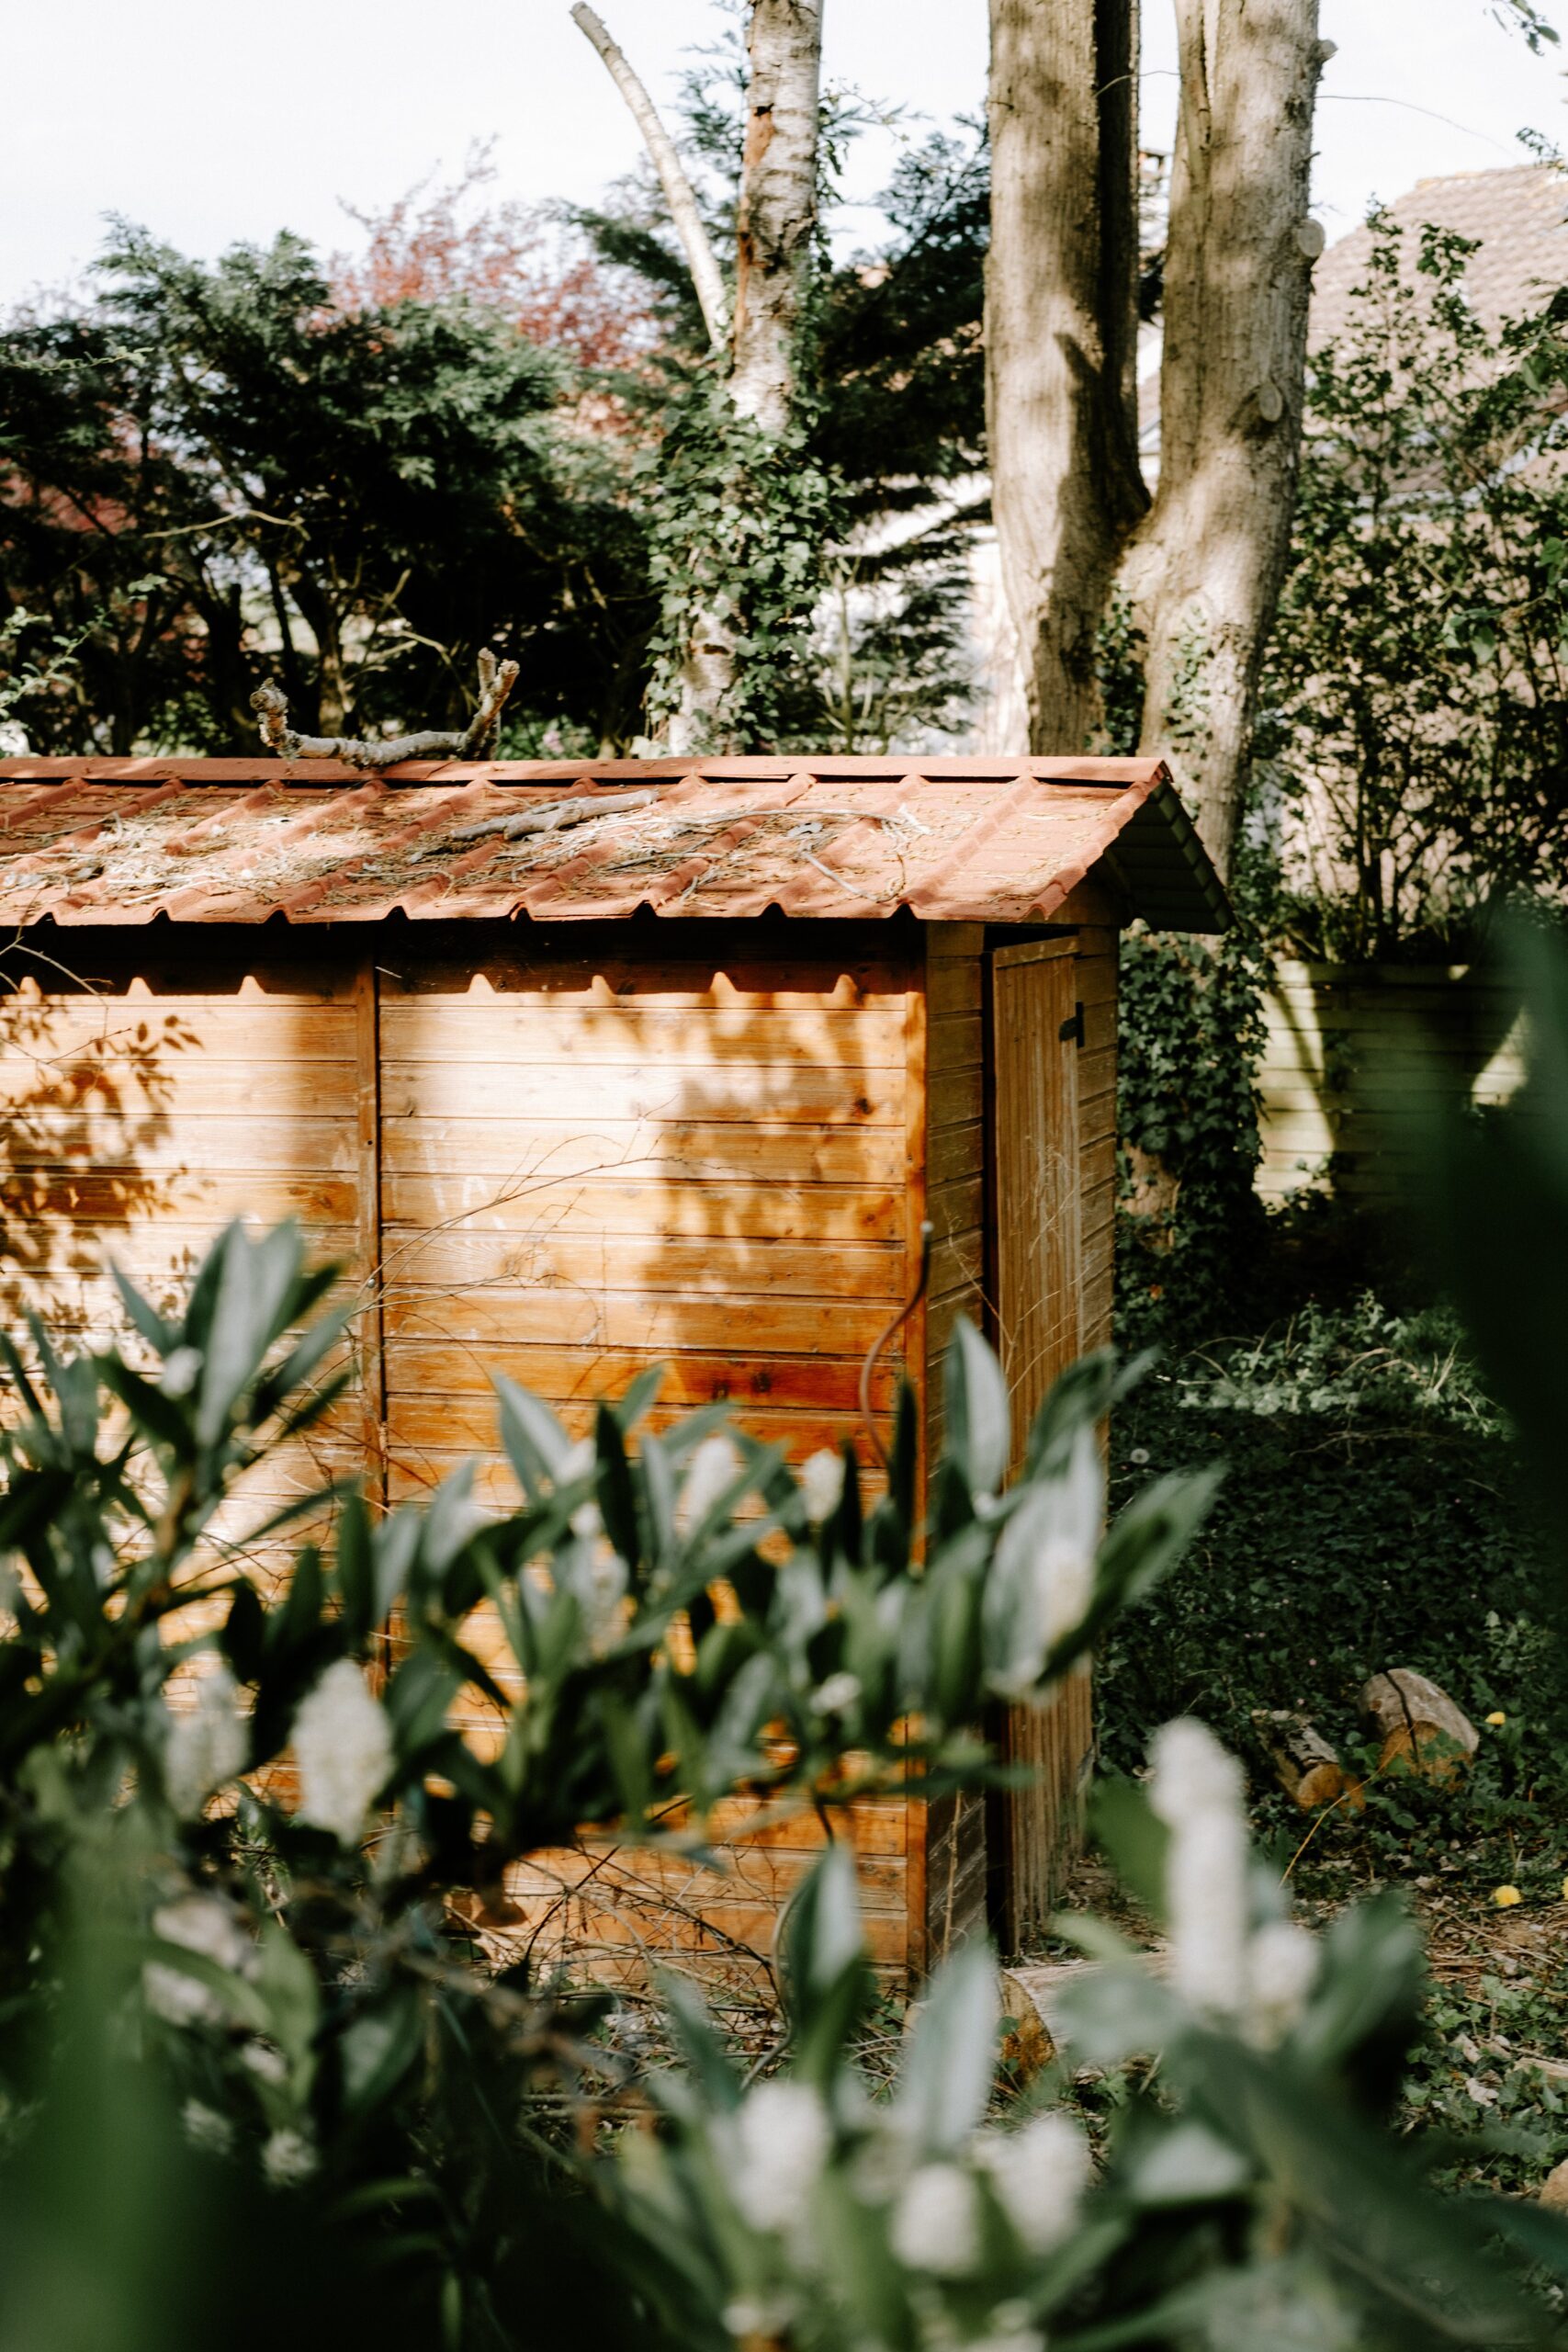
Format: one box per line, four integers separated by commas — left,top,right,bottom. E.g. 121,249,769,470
989,939,1090,1950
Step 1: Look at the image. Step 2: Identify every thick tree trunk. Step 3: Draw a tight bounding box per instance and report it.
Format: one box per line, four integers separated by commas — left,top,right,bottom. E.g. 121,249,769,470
1122,0,1330,872
985,0,1145,753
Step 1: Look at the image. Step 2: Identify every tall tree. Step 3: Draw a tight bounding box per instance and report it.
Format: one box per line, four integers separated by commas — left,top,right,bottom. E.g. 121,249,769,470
986,0,1330,872
573,1,825,748
1122,0,1330,872
985,0,1145,761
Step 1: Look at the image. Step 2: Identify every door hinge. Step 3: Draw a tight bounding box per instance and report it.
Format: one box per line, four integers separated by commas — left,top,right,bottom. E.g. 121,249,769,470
1058,1001,1085,1048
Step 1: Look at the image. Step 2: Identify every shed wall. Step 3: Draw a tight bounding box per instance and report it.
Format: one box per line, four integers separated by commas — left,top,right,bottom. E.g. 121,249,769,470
0,910,1119,1984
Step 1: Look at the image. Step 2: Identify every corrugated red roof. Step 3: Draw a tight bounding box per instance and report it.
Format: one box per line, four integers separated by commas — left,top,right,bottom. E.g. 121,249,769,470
0,754,1228,932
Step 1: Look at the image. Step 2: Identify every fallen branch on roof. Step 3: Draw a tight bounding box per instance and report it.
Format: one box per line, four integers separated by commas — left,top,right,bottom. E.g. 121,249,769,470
426,790,660,853
250,649,522,773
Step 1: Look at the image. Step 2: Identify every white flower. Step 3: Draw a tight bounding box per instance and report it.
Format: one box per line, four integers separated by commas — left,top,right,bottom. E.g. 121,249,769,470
164,1661,249,1816
732,2080,831,2234
181,2098,234,2156
986,1431,1104,1701
263,2127,318,2187
799,1448,845,1523
142,1960,224,2028
965,2324,1046,2352
890,2162,981,2277
158,1345,203,1397
1149,1719,1250,2018
580,1545,628,1655
293,1659,393,1845
976,2110,1091,2255
810,1671,862,1717
678,1434,739,1531
152,1894,252,1973
242,2038,289,2087
1031,1427,1105,1653
1247,1918,1319,2043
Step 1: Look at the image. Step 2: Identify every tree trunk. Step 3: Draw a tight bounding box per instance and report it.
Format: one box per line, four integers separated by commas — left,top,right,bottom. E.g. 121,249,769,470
985,0,1145,753
730,0,823,435
1122,0,1330,872
669,0,823,752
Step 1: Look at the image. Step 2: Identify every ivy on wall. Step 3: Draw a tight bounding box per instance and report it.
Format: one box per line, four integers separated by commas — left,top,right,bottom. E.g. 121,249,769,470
1116,920,1271,1340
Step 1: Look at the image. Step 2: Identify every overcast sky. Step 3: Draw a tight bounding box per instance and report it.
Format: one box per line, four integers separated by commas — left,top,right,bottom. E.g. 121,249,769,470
2,0,1563,304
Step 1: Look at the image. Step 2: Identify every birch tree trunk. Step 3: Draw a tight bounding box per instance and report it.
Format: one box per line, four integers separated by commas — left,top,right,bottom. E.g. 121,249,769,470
985,0,1145,752
731,0,824,434
574,1,824,752
1122,0,1331,871
671,0,822,749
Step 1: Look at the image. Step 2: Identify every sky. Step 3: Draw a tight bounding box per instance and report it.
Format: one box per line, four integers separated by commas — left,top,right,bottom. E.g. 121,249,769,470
0,0,1563,304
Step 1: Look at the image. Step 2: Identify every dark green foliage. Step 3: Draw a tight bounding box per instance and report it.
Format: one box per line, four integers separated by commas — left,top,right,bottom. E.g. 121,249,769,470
0,226,652,754
1098,1294,1565,1790
1266,214,1568,958
1115,922,1270,1342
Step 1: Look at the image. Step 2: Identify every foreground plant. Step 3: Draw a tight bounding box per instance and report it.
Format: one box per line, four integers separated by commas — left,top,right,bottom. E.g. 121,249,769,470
0,1218,1209,2344
612,1713,1567,2351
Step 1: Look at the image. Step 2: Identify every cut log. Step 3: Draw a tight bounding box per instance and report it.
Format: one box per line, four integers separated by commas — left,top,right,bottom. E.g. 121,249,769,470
1359,1670,1478,1786
1541,2157,1568,2213
998,1965,1058,2083
1252,1709,1358,1810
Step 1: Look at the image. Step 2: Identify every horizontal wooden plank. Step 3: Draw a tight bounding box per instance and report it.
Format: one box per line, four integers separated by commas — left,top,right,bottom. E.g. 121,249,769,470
382,1338,897,1411
0,1055,355,1113
1075,952,1118,1008
7,1119,357,1172
927,1065,983,1131
0,1169,360,1227
928,1012,982,1073
387,1403,890,1468
925,922,985,962
929,1227,984,1294
504,1844,908,1911
928,1120,983,1189
0,1001,355,1061
926,956,981,1016
1081,998,1115,1053
927,1173,984,1242
383,1286,894,1356
1081,1134,1116,1193
378,1227,906,1301
378,1060,901,1126
380,1119,906,1186
382,1170,901,1243
12,1223,359,1293
1081,1176,1116,1237
381,957,909,1009
494,1887,909,1970
379,1001,906,1067
1077,1046,1115,1106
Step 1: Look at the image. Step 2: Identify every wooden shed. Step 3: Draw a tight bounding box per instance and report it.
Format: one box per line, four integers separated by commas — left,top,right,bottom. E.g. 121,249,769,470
0,752,1225,1977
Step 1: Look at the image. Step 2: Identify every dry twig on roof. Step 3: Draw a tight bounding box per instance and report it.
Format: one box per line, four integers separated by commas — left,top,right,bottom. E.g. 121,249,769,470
251,647,522,773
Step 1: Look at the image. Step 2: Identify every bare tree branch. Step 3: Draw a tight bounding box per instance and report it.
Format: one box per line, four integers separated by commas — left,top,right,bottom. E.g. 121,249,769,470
569,4,731,352
251,648,521,772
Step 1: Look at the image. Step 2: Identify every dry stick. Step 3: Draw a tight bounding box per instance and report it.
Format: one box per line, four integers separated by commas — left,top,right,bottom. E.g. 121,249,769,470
251,647,521,773
858,1221,933,1478
570,4,730,352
